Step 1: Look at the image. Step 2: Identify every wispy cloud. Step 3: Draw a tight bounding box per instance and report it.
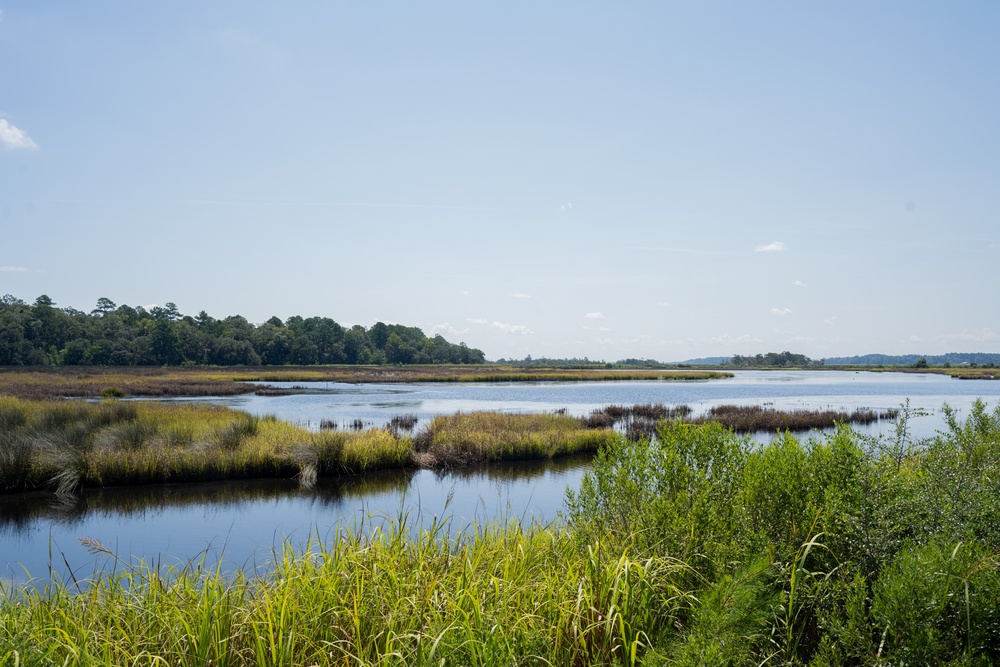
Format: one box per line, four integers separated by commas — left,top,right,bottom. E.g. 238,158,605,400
0,266,28,272
510,293,531,299
755,241,787,253
559,202,573,211
584,312,605,319
467,317,533,335
0,119,38,151
709,334,763,345
431,322,469,336
656,301,672,307
938,328,1000,343
491,321,534,335
909,335,923,343
792,280,807,287
771,307,792,316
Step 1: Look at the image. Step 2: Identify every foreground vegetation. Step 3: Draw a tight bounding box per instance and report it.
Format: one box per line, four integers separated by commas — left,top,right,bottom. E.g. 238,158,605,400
4,401,1000,665
0,365,733,400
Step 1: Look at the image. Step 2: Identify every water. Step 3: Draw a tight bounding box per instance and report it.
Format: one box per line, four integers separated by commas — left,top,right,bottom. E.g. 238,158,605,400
3,370,999,586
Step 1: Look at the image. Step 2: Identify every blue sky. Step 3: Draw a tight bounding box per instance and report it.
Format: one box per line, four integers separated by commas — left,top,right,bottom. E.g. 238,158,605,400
1,2,998,361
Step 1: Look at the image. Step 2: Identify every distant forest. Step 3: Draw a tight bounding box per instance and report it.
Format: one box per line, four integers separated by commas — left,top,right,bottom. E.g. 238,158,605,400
730,351,820,367
0,295,485,366
823,353,1000,366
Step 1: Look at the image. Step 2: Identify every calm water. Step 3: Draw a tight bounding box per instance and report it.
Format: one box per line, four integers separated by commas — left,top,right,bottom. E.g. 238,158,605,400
3,370,1000,586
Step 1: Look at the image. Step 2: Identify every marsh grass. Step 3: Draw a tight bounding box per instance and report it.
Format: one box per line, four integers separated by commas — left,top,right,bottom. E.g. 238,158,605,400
0,398,414,493
690,404,897,432
0,519,696,667
414,411,616,467
0,400,608,493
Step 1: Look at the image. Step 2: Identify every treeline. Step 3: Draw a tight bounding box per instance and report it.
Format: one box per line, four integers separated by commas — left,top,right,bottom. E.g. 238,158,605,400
730,351,820,367
824,352,1000,366
493,356,676,368
0,295,485,367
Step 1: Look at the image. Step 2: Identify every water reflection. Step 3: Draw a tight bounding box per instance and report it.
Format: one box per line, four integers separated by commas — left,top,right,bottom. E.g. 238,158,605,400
0,455,591,584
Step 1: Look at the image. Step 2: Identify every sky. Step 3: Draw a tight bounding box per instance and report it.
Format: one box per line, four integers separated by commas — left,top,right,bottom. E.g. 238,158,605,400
1,2,999,362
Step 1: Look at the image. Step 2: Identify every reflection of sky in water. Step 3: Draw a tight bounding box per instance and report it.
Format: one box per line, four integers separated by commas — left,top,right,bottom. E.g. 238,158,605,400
159,370,1000,441
7,371,1000,586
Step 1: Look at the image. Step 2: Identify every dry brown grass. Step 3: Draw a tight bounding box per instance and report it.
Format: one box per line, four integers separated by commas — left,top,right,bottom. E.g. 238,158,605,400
0,365,732,399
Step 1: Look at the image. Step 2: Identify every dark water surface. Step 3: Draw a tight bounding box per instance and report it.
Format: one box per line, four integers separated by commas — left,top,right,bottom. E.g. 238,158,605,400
3,371,999,586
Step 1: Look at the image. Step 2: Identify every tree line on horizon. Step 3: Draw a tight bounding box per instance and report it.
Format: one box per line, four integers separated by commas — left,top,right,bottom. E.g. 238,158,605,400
0,295,486,367
729,351,820,367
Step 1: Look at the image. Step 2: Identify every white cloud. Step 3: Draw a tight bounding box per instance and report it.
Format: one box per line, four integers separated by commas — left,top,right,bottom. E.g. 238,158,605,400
771,307,792,316
0,119,38,151
491,321,534,335
622,335,653,344
656,301,672,307
467,318,489,325
910,335,923,343
0,266,28,272
755,241,787,252
823,316,837,325
709,334,763,345
559,202,573,211
595,337,614,345
938,328,1000,343
510,293,531,299
431,322,469,336
459,289,470,296
792,280,807,287
584,312,605,319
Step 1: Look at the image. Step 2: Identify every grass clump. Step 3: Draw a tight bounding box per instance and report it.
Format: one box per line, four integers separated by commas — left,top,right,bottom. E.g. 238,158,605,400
414,411,616,467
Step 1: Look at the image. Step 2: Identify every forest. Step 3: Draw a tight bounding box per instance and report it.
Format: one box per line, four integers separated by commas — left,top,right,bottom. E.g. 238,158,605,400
0,294,485,366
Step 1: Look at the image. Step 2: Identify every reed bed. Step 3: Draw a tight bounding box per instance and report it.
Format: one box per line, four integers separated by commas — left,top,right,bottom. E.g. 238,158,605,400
582,402,896,438
689,404,897,432
0,397,411,494
0,400,617,493
413,411,616,467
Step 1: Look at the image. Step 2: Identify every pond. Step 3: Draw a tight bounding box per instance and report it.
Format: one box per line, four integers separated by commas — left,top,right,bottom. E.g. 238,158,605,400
3,370,999,587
